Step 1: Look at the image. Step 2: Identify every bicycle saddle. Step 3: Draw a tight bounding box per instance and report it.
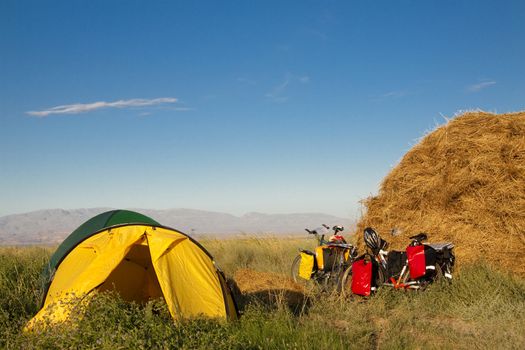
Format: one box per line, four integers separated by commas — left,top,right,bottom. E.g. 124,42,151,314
409,233,428,242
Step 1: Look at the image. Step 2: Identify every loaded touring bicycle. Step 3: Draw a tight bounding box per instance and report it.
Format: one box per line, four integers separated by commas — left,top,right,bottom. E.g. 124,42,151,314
342,227,455,295
291,225,358,291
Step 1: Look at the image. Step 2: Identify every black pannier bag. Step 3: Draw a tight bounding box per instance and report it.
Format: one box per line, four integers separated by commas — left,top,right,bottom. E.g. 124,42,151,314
424,245,437,274
432,243,455,279
323,248,338,271
386,250,406,279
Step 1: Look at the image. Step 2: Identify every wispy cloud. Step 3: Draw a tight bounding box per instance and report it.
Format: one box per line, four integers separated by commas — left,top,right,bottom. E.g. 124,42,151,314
265,74,310,103
27,97,178,117
166,107,193,112
467,81,496,93
298,76,310,83
370,89,410,102
381,90,409,98
266,74,291,103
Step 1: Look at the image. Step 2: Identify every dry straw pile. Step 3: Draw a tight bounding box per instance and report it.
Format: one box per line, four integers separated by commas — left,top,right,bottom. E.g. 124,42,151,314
357,111,525,275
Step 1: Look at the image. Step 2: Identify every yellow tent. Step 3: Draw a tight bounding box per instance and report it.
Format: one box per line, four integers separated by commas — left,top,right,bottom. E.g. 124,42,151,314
27,210,238,328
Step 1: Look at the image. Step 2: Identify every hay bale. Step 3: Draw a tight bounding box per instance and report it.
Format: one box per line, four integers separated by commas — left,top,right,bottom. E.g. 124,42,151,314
357,111,525,275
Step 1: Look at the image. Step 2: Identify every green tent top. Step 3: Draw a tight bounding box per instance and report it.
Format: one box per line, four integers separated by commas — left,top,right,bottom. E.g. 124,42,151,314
47,210,160,276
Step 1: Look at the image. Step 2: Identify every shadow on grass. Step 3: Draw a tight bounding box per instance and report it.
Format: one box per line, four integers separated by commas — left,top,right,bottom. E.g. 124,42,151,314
228,278,311,316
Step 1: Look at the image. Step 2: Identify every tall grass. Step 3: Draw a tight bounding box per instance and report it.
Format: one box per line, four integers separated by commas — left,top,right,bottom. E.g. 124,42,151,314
0,247,51,343
202,235,315,275
1,239,524,349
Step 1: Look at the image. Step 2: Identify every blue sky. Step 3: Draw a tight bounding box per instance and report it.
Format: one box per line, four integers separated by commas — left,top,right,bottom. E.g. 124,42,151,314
1,1,524,218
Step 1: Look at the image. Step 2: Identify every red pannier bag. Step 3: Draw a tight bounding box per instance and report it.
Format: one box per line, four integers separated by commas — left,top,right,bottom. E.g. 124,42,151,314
351,258,373,296
406,245,426,279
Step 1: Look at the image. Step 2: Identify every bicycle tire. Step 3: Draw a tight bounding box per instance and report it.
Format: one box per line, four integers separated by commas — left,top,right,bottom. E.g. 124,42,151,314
322,249,349,292
291,254,303,283
432,262,449,284
376,264,387,287
339,265,353,297
322,265,345,292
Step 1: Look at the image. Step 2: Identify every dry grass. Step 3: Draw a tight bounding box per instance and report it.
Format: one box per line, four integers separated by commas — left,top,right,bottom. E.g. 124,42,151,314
201,235,316,276
357,111,525,275
233,268,304,294
2,241,525,349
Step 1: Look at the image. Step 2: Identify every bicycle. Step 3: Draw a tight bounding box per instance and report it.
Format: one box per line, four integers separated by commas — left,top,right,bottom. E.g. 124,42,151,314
339,228,388,296
340,227,454,295
382,232,454,290
291,224,357,291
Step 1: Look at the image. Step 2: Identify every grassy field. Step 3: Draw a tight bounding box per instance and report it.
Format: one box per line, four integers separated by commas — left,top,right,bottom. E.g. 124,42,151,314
1,237,524,349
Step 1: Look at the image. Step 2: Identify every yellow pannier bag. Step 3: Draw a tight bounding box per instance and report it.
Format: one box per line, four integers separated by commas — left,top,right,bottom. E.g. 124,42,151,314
315,246,325,270
316,245,347,271
299,252,315,280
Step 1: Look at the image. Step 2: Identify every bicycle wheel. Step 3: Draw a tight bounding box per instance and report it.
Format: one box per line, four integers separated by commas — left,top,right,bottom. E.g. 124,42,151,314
376,264,387,287
321,250,347,292
291,254,317,285
431,263,448,284
323,265,345,292
291,254,303,283
341,262,386,295
339,265,353,297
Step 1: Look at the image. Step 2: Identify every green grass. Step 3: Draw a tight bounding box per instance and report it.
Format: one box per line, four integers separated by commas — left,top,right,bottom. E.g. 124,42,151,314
1,239,524,349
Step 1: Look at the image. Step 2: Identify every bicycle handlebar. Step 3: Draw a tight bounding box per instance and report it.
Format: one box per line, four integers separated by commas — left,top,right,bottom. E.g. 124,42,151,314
325,242,354,249
409,233,428,242
306,224,344,234
332,225,344,234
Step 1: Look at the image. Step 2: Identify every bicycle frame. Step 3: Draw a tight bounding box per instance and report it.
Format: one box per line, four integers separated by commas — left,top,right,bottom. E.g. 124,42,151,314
371,247,420,289
386,263,424,289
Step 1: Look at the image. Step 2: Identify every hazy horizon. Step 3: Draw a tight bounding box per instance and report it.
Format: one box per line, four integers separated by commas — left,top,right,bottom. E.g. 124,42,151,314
0,206,357,218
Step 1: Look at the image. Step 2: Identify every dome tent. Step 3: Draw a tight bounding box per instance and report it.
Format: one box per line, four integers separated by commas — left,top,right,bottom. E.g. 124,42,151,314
27,210,238,328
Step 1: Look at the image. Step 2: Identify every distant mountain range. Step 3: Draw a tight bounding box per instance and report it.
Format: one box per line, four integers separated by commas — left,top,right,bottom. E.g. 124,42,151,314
0,208,354,245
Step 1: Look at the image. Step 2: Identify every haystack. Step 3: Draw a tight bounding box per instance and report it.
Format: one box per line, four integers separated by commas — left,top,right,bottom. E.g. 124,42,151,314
357,111,525,275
